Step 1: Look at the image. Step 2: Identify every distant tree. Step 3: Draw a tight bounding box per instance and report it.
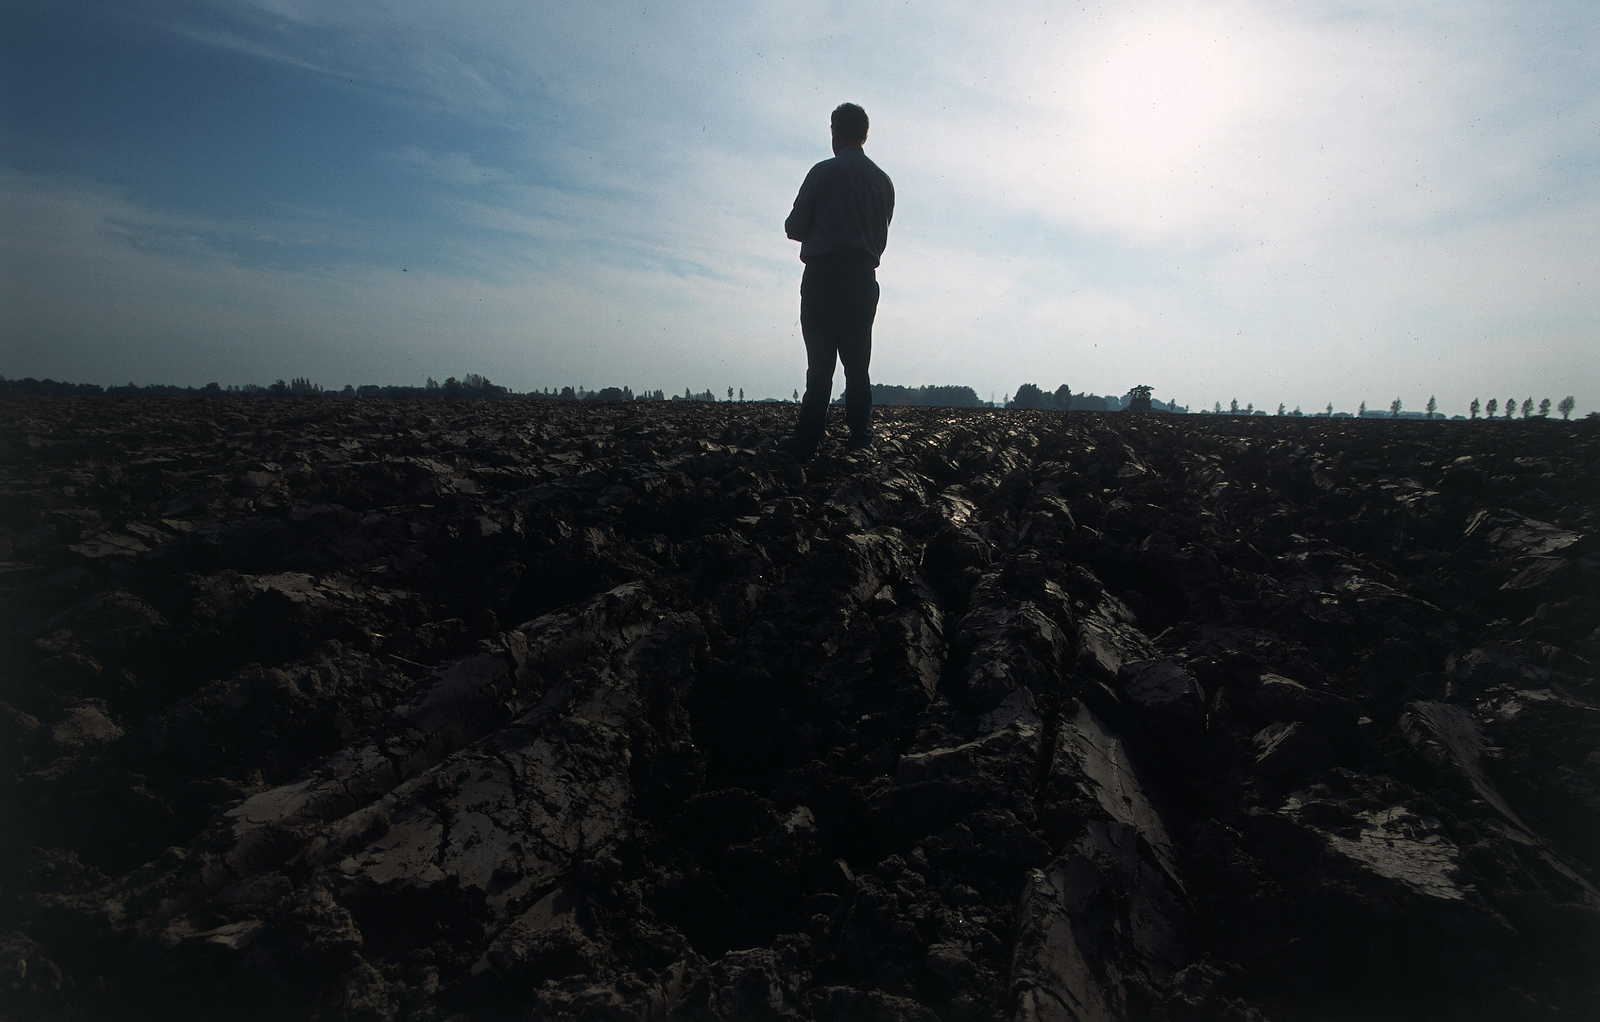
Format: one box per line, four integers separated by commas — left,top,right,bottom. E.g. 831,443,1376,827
425,377,440,392
1230,398,1239,414
1521,397,1533,419
1470,398,1480,419
739,388,744,401
1390,397,1402,418
1214,401,1222,413
1505,397,1515,419
1426,395,1437,419
1123,385,1153,412
1538,397,1551,418
793,389,799,402
728,387,734,400
1325,402,1333,416
1010,383,1047,409
872,385,984,408
1056,385,1074,410
1359,400,1367,417
1558,395,1576,419
1276,403,1285,416
1486,398,1497,418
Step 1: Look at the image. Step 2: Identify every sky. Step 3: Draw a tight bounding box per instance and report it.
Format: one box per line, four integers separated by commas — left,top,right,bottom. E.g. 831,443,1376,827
2,0,1597,415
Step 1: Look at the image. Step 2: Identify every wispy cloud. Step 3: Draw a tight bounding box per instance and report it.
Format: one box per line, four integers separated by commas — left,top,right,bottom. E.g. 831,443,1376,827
395,148,512,187
0,170,802,394
3,0,1595,411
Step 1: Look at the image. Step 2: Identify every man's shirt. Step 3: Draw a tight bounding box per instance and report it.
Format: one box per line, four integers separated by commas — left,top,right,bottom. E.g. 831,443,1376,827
785,146,895,268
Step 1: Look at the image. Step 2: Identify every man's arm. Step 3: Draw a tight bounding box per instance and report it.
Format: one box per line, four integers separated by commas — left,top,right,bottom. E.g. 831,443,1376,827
785,164,822,241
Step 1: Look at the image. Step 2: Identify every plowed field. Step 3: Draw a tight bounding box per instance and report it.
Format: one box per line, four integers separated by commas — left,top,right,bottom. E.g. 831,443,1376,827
3,397,1597,1021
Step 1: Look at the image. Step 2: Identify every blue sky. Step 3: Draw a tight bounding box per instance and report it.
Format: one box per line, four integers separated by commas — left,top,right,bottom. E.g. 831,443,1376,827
2,0,1596,414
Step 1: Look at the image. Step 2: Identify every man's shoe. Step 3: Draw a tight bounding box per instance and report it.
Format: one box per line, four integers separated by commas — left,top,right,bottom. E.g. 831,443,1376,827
846,434,873,451
776,435,817,458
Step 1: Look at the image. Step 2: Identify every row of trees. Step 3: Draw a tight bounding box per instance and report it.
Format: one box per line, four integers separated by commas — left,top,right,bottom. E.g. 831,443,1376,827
1202,395,1584,420
1377,395,1579,420
1467,396,1577,420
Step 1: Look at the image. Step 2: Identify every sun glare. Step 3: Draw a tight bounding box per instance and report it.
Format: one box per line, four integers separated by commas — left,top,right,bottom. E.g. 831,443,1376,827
1079,23,1263,152
1013,8,1296,240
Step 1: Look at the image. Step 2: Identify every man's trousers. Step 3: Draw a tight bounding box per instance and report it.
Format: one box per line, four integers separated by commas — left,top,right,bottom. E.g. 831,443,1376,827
795,258,879,444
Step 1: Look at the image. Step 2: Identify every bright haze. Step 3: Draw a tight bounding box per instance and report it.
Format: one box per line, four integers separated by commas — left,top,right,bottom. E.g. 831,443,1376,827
2,0,1596,416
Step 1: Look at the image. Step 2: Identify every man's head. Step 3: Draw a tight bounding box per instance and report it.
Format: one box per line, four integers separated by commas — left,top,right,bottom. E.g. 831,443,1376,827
831,103,869,149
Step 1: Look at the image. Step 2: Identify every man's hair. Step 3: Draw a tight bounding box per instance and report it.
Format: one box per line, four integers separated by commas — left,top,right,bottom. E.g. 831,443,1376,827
831,103,869,142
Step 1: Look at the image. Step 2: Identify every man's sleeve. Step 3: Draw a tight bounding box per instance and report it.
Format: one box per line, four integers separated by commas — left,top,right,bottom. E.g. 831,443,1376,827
785,165,821,241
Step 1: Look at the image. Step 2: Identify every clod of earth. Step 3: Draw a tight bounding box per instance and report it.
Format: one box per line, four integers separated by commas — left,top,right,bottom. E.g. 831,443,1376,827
2,398,1598,1021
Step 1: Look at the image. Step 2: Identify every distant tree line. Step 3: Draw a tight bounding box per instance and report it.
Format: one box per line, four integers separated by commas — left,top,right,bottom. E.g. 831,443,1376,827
1194,394,1587,421
872,384,986,408
1003,383,1184,413
2,375,1584,420
0,378,110,397
0,375,981,408
0,375,644,401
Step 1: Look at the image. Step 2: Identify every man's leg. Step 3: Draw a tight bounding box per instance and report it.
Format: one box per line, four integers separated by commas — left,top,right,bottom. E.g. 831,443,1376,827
838,269,879,446
794,264,842,445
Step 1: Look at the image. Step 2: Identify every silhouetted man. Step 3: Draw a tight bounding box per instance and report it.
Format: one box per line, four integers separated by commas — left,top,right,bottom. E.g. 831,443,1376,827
778,102,895,456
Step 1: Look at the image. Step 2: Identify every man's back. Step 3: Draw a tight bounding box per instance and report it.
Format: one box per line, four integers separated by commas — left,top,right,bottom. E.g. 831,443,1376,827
785,147,895,268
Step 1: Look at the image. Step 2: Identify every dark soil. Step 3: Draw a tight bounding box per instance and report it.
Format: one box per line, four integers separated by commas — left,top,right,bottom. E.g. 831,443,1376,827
2,396,1597,1022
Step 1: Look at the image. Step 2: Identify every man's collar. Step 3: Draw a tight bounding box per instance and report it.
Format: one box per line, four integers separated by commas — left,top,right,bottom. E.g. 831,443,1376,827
834,144,864,157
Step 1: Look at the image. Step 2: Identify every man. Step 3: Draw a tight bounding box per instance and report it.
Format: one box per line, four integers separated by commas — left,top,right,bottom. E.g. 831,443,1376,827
778,102,895,456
